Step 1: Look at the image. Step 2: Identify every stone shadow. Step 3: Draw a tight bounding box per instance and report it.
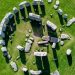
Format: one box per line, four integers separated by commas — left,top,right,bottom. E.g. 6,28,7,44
4,55,10,63
25,2,32,15
67,54,72,66
4,18,16,47
20,5,26,21
56,43,60,50
52,49,59,68
47,44,50,53
3,30,9,47
47,27,60,50
58,14,64,25
35,56,50,75
32,1,39,14
42,56,50,75
14,11,20,24
9,13,16,32
35,56,43,70
47,26,58,37
19,50,26,64
30,20,43,37
40,1,46,17
64,18,68,23
24,70,29,75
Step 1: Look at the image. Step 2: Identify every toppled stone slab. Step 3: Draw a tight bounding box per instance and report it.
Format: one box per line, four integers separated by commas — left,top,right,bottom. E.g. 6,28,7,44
67,17,75,26
60,34,70,40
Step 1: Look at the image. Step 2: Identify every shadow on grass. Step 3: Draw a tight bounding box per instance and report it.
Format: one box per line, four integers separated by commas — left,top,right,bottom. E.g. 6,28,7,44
52,49,59,68
9,14,17,32
35,56,50,75
24,71,29,75
36,56,43,70
15,11,20,24
19,50,26,64
40,2,46,17
47,45,50,53
4,22,16,46
47,27,60,50
42,56,50,75
20,7,26,21
56,43,60,50
30,20,43,37
33,2,39,14
47,26,58,37
5,56,9,63
4,27,11,47
4,32,9,47
58,14,64,25
67,54,72,66
26,3,32,15
64,18,68,23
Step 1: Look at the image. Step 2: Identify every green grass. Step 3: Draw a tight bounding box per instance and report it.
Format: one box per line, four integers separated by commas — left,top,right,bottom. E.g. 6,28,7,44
0,0,75,75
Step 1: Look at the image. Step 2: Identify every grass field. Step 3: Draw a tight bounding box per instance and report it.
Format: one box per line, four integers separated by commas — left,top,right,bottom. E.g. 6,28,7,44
0,0,75,75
